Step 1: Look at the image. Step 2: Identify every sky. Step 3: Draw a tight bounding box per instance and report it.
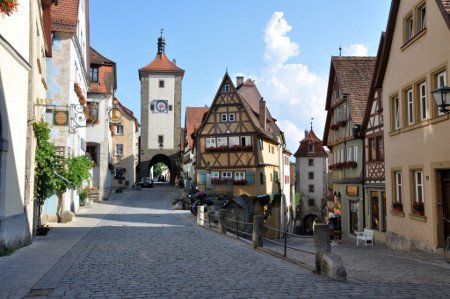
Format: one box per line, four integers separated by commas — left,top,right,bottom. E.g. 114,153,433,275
89,0,392,155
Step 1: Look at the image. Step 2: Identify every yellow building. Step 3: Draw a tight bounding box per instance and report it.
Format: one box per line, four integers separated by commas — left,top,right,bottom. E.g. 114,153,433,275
192,73,288,199
111,98,139,189
381,0,450,252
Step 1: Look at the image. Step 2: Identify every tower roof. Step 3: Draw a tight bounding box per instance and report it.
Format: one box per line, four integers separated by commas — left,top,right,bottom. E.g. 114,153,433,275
138,35,184,80
294,129,328,158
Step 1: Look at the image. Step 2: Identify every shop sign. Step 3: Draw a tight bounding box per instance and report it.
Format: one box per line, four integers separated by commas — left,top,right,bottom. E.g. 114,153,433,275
346,185,358,196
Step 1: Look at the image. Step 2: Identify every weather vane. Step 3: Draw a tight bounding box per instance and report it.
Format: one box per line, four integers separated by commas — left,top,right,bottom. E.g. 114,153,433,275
310,117,314,130
160,28,164,36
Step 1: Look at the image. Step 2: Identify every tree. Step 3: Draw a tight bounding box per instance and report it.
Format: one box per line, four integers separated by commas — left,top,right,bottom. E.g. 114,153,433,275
153,162,166,177
33,121,92,222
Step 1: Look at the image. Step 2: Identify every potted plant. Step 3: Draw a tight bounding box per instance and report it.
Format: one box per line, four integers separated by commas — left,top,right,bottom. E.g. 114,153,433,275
0,0,18,16
78,188,88,206
36,224,51,236
413,202,424,216
392,202,403,212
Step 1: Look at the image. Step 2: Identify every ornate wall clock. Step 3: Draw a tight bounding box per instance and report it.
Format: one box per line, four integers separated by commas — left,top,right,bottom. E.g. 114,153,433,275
155,100,168,112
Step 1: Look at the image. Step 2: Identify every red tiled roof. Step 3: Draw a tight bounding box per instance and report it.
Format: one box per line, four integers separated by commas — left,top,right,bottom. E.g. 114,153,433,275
331,56,376,125
90,47,115,66
139,53,185,79
294,129,328,158
89,47,116,94
51,0,79,33
185,107,209,150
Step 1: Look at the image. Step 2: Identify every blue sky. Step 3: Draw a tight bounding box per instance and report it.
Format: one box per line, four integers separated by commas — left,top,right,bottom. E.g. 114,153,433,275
89,0,391,154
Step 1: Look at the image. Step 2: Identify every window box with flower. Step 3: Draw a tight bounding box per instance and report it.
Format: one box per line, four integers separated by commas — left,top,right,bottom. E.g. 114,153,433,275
392,202,403,212
233,179,247,185
412,202,424,216
0,0,18,16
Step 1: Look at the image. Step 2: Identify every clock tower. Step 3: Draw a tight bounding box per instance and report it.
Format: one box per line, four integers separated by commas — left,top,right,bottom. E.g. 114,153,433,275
138,33,184,181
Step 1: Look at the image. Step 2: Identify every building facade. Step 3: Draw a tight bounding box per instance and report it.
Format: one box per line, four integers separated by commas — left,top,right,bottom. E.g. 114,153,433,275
86,47,116,200
361,33,387,244
294,129,328,234
381,0,450,252
323,56,376,238
41,0,90,221
139,34,184,183
111,99,139,189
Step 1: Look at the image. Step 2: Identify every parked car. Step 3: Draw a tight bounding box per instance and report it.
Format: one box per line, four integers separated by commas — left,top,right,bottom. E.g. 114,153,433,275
141,177,154,188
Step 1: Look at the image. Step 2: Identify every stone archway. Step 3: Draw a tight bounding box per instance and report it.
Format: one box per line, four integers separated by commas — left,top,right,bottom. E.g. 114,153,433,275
139,153,181,185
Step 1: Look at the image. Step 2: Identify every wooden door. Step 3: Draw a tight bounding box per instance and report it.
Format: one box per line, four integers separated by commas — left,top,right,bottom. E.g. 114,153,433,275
442,171,450,242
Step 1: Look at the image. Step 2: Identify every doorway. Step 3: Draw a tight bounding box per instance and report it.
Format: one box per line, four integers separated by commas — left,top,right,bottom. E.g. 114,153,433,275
441,170,450,244
349,201,359,235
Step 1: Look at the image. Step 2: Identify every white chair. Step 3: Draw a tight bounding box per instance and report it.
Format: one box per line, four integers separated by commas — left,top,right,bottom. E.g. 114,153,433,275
356,228,374,246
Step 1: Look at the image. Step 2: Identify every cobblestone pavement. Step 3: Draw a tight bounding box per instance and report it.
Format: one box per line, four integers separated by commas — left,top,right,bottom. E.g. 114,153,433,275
1,187,449,298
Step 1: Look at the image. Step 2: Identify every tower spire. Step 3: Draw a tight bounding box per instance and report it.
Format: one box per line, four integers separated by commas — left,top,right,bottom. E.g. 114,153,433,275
157,29,165,54
310,117,314,131
339,45,342,56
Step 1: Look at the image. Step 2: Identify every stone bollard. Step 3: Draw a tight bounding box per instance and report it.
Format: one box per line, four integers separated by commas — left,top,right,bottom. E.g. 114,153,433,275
197,205,205,226
314,224,347,281
252,215,264,249
218,209,226,234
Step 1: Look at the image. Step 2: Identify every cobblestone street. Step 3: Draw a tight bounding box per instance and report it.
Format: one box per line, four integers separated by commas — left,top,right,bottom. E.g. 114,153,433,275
1,186,450,298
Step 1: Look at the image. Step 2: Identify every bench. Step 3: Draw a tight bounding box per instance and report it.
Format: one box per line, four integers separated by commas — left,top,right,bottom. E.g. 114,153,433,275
356,228,374,246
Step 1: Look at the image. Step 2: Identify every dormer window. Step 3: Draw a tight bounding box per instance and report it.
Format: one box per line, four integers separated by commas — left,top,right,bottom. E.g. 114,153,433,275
90,65,99,82
308,144,314,153
224,84,230,93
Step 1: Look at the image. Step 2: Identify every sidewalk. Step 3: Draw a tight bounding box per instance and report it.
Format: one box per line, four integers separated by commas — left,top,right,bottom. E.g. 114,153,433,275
0,190,132,298
263,235,450,285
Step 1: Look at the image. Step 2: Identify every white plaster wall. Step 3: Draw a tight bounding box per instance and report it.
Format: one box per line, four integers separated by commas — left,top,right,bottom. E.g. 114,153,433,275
298,156,327,203
147,74,175,149
0,0,31,217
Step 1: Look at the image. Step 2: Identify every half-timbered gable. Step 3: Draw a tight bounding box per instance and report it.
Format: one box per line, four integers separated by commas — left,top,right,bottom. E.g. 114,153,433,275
193,73,287,198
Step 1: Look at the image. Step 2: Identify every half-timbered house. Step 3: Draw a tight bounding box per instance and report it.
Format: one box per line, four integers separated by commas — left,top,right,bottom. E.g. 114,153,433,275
361,33,387,244
193,73,289,201
323,56,376,238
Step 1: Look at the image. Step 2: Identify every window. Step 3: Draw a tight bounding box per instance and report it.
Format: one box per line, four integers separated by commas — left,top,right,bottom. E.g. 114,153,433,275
86,145,97,164
418,4,426,31
260,172,264,184
221,171,232,181
211,171,219,179
229,136,239,147
376,136,384,161
285,175,290,184
224,84,230,93
259,138,264,150
216,137,228,147
115,144,124,156
228,113,235,122
353,146,358,162
419,82,427,121
270,173,273,182
392,96,400,130
308,159,314,166
55,146,66,158
116,125,124,135
436,71,447,116
346,147,352,162
241,136,251,147
405,14,414,41
221,114,228,122
340,149,344,163
158,135,164,148
413,170,424,203
90,65,98,82
308,144,314,153
235,172,245,181
394,171,403,204
369,138,376,161
159,80,165,88
308,172,314,180
206,137,216,149
308,184,314,193
406,88,414,125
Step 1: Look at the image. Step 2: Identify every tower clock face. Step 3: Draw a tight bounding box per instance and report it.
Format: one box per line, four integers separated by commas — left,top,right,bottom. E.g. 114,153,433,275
155,100,168,112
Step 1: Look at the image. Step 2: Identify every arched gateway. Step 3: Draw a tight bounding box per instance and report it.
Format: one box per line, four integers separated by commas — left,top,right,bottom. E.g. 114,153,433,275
138,33,184,184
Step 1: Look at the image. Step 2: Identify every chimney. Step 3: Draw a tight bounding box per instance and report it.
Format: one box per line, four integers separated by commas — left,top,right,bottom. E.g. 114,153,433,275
259,98,267,130
172,58,176,65
236,76,244,87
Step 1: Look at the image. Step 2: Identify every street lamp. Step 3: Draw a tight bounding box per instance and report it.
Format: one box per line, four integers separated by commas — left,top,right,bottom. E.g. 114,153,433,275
432,85,450,114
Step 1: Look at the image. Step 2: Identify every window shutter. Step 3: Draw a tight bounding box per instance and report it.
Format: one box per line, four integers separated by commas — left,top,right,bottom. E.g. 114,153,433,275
198,170,207,184
246,171,255,185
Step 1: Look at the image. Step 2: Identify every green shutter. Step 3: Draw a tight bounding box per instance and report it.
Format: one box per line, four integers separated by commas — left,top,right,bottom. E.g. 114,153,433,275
246,171,255,185
198,171,207,184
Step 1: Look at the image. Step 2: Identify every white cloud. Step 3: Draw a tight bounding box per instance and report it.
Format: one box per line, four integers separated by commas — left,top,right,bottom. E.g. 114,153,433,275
263,11,300,65
257,11,327,153
343,44,369,56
